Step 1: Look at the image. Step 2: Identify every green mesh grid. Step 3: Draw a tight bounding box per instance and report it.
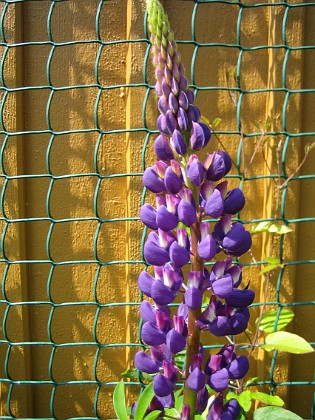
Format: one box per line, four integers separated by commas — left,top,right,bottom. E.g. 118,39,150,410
0,0,314,419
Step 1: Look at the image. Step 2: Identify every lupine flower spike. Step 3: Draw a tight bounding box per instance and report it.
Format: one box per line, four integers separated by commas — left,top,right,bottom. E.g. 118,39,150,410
135,1,254,418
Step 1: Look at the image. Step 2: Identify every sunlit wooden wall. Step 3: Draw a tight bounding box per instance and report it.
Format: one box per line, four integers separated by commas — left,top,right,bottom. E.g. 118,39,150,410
0,0,314,418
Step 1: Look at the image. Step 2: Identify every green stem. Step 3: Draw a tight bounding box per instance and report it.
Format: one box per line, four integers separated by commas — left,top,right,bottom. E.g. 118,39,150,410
183,218,204,418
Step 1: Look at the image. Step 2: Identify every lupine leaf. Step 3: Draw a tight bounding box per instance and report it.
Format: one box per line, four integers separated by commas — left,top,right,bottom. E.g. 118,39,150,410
121,369,154,382
143,410,161,420
174,395,183,412
134,383,155,420
226,391,252,413
256,309,294,333
268,224,292,234
251,222,292,235
259,258,283,275
263,331,314,354
212,117,222,128
113,380,128,420
244,376,261,387
253,406,303,419
249,391,284,407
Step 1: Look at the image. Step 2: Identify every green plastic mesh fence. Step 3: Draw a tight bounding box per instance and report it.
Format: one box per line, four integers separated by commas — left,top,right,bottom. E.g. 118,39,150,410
0,0,314,419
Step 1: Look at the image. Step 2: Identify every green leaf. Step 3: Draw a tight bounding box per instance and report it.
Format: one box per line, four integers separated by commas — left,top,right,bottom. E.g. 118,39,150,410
244,376,261,387
143,411,161,420
268,224,292,235
264,257,281,265
253,406,303,420
249,391,284,407
256,309,294,333
134,383,155,420
174,395,183,412
263,331,314,354
212,117,222,128
200,115,210,126
226,391,252,413
121,369,154,382
113,380,128,420
174,387,183,398
251,222,292,235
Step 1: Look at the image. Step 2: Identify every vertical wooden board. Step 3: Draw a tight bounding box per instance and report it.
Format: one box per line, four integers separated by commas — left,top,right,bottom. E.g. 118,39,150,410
289,4,315,417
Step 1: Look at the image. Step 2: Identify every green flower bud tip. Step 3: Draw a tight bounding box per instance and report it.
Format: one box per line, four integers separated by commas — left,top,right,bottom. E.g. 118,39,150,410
147,0,170,39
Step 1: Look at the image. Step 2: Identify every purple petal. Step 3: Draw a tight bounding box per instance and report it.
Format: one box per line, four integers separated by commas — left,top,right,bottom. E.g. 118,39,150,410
144,240,170,266
205,189,224,218
212,274,233,299
140,204,158,230
229,312,248,335
166,109,178,133
169,92,179,114
190,121,205,151
187,156,205,186
156,205,178,232
140,300,156,323
228,355,249,379
224,188,245,215
208,367,229,392
179,75,188,91
143,167,165,193
138,271,154,297
134,351,160,374
196,387,209,414
187,367,206,392
178,91,189,110
156,394,174,409
186,89,195,104
164,166,183,194
153,374,174,397
198,234,217,261
158,96,169,114
177,107,189,131
205,152,226,181
178,199,197,227
172,129,187,156
219,150,232,175
209,316,231,337
166,329,186,354
222,399,240,419
222,223,252,256
169,241,190,267
185,287,202,310
208,394,223,420
151,280,176,306
225,289,255,308
157,114,171,136
199,122,211,148
187,105,200,123
154,134,174,162
141,321,166,346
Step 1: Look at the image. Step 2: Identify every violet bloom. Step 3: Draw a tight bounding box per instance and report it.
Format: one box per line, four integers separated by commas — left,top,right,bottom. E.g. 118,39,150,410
204,345,249,392
204,150,232,182
207,394,240,420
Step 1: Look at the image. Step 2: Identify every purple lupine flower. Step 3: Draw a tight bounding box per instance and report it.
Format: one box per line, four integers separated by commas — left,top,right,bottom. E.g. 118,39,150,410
204,345,249,392
184,271,204,310
207,394,240,420
134,351,160,374
171,129,187,156
186,154,205,186
154,134,175,161
144,230,175,266
166,315,187,354
177,188,197,227
198,222,217,261
204,150,232,181
169,228,190,267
